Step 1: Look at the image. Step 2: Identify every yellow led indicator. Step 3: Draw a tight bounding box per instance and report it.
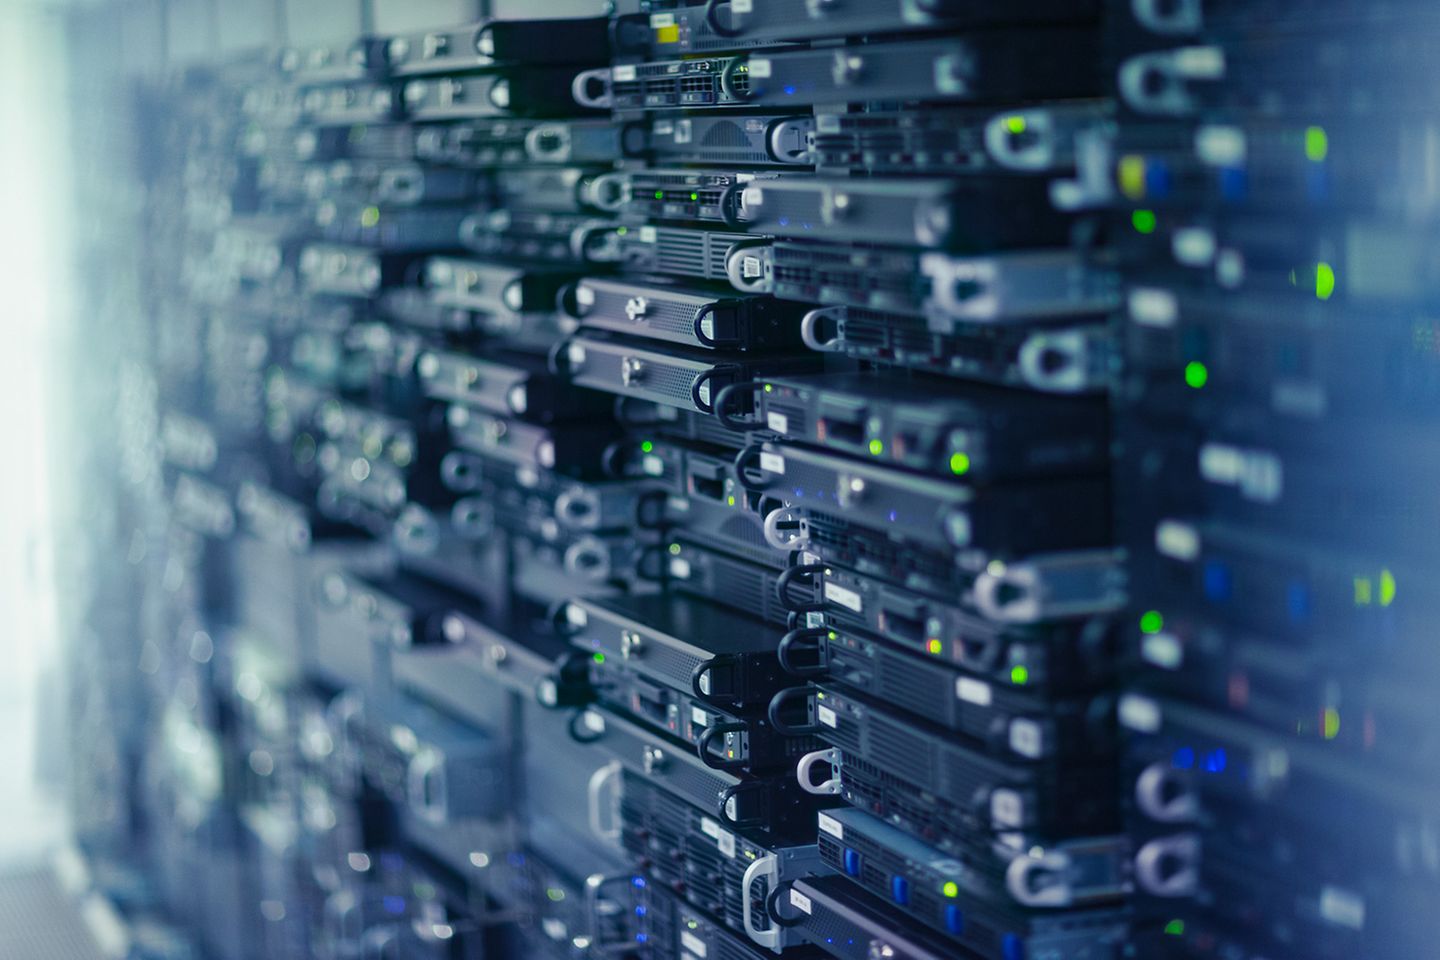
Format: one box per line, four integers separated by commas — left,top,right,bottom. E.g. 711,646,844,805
868,439,884,456
1010,665,1029,685
726,495,736,506
1118,155,1147,199
360,205,380,227
1315,262,1336,300
949,452,970,475
1304,126,1329,163
1132,209,1157,234
1322,708,1340,740
655,24,680,43
927,639,943,655
942,881,959,898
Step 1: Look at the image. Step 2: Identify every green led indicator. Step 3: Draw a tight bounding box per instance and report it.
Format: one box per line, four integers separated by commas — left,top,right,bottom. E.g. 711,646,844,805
640,440,654,453
868,439,884,456
763,383,772,392
360,205,380,228
1132,209,1157,234
654,190,665,200
726,495,736,506
1164,919,1185,936
668,543,682,556
1010,664,1029,685
1315,262,1336,300
949,452,971,475
1140,610,1164,634
690,192,699,201
546,887,566,902
592,652,605,663
1304,126,1328,163
1005,115,1026,134
942,881,959,898
1184,361,1208,389
616,226,628,236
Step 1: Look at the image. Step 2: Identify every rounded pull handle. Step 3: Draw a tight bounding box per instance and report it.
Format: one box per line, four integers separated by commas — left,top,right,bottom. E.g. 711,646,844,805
696,721,749,771
586,761,623,844
800,306,846,352
796,747,843,795
406,747,447,824
741,854,781,950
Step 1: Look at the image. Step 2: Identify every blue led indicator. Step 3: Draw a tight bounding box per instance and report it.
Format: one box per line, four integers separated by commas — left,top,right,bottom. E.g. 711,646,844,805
778,217,790,227
1203,748,1227,773
1003,932,1025,960
383,896,406,915
1287,582,1311,623
1203,561,1232,601
946,905,964,935
783,85,796,96
1172,746,1195,769
632,876,646,888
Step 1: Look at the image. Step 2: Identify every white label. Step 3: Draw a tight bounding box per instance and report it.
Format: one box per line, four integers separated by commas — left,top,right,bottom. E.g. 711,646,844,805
759,452,786,476
652,120,674,135
1319,886,1366,930
1155,519,1200,561
1194,124,1246,166
649,13,676,27
700,817,722,840
732,0,754,11
1141,633,1184,670
817,811,844,840
1118,693,1162,733
691,706,708,727
716,829,735,858
1128,287,1178,328
824,582,863,613
956,677,992,706
788,889,812,914
669,557,692,579
766,411,789,434
642,454,665,477
613,64,637,82
680,932,707,958
639,225,657,243
817,704,837,728
748,57,771,79
1009,719,1043,759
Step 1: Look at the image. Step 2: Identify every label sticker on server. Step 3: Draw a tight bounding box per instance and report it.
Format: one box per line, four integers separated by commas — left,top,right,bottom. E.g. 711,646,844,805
680,931,707,958
817,811,844,840
817,704,837,728
956,677,992,706
823,582,862,612
759,452,785,475
765,412,789,434
748,57,771,79
613,65,637,82
649,13,676,27
789,888,812,914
